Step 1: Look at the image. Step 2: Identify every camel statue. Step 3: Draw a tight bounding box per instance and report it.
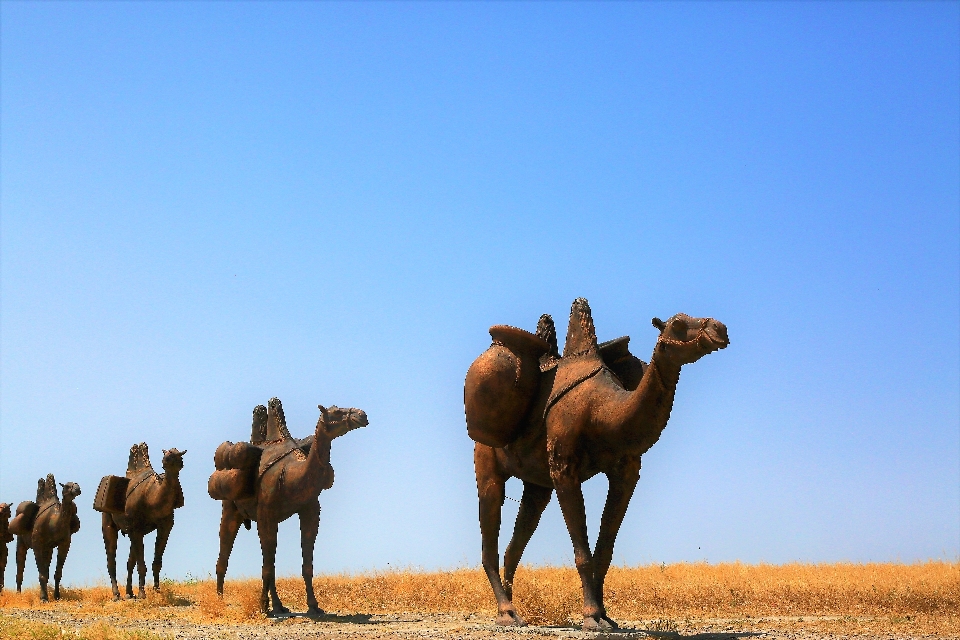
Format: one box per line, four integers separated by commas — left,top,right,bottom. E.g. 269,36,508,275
0,503,11,593
100,444,186,600
465,298,728,630
12,475,81,601
210,397,368,616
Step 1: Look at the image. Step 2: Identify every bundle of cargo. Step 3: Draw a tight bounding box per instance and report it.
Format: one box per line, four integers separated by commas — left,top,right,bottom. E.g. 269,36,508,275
8,501,38,537
208,441,262,501
93,475,130,514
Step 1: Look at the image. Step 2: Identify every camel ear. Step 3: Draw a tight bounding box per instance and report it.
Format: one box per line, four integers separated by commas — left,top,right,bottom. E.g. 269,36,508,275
162,449,169,456
652,317,666,331
59,483,65,488
317,404,327,415
180,450,187,456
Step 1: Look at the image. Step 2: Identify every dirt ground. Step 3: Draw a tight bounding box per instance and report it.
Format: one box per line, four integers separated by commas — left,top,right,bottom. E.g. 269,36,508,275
2,608,952,640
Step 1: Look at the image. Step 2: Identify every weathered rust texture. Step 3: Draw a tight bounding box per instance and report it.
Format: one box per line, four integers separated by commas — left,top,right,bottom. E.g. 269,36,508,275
100,444,186,600
465,298,729,631
211,397,368,617
14,474,81,601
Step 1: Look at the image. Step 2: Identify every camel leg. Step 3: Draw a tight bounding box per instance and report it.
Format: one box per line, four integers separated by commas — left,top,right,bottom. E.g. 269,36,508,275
474,444,524,626
126,534,146,598
592,456,641,628
0,539,6,594
135,533,147,599
503,482,553,600
549,446,606,631
102,513,122,600
35,545,52,602
257,519,288,616
15,536,28,592
216,501,243,595
299,500,323,615
53,538,71,600
152,516,174,591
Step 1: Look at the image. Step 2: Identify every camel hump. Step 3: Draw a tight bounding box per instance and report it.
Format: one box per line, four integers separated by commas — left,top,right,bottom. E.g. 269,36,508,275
489,325,551,358
563,297,599,357
127,443,154,477
37,474,59,505
266,398,293,442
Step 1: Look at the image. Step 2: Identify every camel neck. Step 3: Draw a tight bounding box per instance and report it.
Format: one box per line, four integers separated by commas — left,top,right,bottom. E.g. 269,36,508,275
613,345,683,453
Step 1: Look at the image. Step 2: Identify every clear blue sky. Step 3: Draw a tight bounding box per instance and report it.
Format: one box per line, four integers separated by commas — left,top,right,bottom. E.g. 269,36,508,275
1,2,957,587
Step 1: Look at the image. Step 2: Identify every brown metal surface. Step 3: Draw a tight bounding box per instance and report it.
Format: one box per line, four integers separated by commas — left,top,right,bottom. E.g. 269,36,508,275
212,398,368,617
100,444,186,601
14,474,81,602
466,298,729,631
93,475,130,514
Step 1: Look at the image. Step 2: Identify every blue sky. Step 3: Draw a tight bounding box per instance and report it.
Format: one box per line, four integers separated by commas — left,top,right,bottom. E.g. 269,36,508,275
1,2,957,586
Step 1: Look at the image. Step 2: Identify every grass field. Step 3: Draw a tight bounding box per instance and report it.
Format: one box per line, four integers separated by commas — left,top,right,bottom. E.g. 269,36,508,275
1,562,957,636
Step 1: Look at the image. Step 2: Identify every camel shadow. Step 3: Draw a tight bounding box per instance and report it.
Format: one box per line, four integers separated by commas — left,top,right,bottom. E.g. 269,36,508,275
641,632,763,640
268,611,380,625
528,627,763,639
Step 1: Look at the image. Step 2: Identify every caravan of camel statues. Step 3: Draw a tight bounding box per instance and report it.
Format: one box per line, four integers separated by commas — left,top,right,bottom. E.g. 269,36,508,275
0,298,728,631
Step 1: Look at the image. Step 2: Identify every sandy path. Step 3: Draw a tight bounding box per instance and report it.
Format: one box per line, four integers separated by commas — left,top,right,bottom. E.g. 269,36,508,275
2,608,948,640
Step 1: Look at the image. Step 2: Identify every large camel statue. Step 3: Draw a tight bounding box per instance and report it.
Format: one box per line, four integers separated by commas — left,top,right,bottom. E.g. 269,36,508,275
465,298,728,630
0,503,11,593
210,397,368,616
101,443,186,600
12,475,81,601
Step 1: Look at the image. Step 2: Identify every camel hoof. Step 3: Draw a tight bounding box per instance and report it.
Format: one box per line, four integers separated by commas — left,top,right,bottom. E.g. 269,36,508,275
307,606,325,617
496,611,527,627
583,615,614,631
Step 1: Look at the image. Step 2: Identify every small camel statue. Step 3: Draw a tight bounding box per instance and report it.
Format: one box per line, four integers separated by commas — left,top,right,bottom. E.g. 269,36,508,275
465,298,729,630
100,444,186,600
12,474,81,601
0,503,12,593
211,397,368,616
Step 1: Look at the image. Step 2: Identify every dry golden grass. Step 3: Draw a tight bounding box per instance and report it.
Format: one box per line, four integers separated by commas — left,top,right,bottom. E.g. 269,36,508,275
0,615,167,640
1,562,957,634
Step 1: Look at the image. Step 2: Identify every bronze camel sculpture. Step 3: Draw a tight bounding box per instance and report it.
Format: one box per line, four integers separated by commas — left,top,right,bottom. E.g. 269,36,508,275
12,475,81,601
100,444,186,600
465,298,728,630
0,503,11,593
210,397,368,616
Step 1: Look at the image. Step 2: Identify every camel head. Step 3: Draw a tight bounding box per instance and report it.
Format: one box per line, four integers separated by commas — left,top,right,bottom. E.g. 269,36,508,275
0,502,10,522
316,405,368,439
652,313,729,365
161,448,187,473
58,482,81,502
250,404,268,443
